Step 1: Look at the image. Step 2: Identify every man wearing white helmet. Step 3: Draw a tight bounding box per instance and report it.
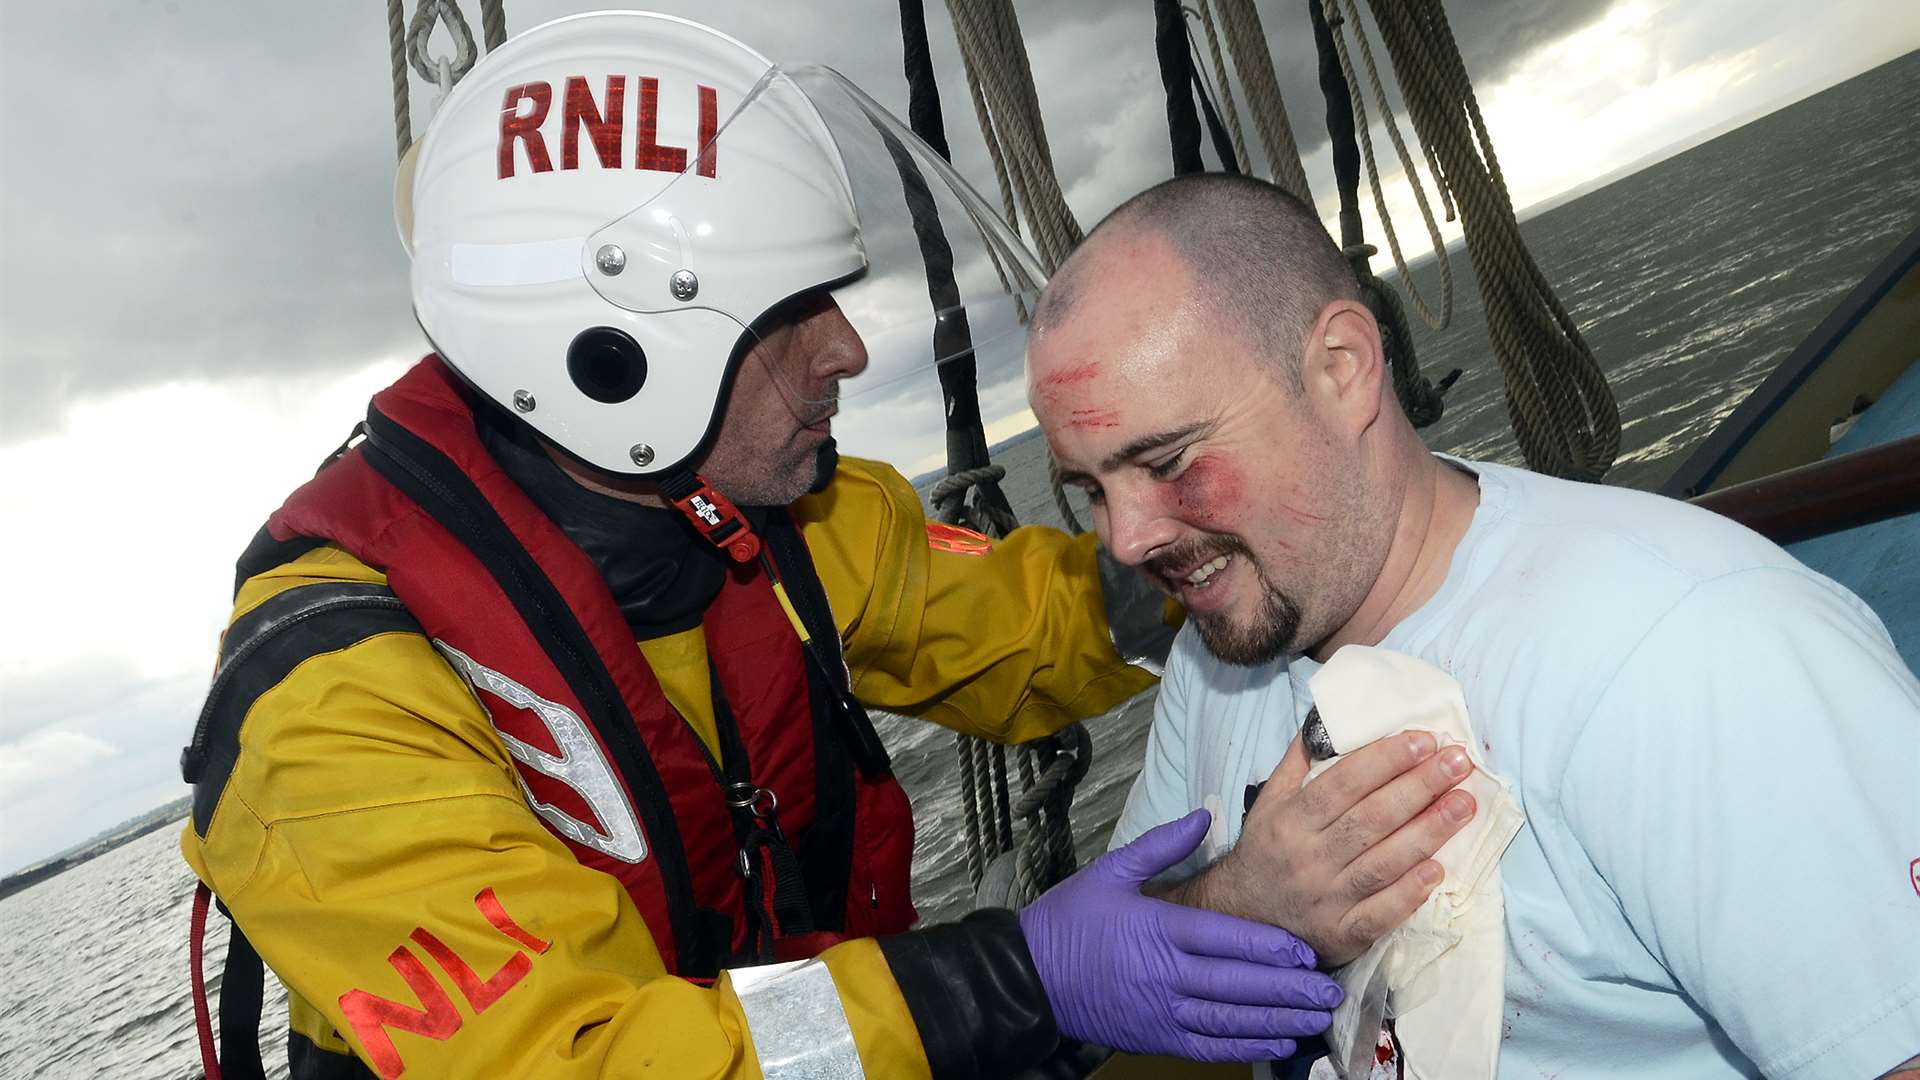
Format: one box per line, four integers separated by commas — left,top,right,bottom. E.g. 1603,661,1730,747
173,12,1396,1080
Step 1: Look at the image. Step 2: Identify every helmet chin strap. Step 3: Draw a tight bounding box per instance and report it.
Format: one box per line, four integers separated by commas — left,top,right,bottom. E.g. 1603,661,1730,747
658,467,762,563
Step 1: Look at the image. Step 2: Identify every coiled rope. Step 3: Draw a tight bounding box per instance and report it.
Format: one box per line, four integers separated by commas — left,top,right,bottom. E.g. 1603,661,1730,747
1363,0,1619,478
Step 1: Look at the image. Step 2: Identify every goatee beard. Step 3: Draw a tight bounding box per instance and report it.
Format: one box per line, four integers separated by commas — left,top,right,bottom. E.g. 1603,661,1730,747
1192,568,1303,667
1145,535,1303,666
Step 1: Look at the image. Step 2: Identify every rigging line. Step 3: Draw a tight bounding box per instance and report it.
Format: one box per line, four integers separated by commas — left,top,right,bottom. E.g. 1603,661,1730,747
1153,0,1206,176
1366,0,1617,478
478,0,505,52
386,0,413,160
1208,0,1312,200
1330,0,1456,331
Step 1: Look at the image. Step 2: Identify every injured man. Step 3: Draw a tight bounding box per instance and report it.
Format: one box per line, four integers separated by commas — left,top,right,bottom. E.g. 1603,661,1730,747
1025,173,1920,1080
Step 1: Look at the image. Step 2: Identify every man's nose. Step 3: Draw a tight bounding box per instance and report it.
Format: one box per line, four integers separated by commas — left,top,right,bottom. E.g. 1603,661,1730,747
1100,486,1178,568
816,314,870,383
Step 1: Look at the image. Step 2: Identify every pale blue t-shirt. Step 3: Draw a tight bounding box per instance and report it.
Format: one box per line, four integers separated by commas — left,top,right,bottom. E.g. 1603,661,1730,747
1111,458,1920,1079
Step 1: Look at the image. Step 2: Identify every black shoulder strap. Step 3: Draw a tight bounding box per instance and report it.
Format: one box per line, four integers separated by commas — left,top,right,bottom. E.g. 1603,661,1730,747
219,918,268,1080
760,509,893,777
232,523,328,601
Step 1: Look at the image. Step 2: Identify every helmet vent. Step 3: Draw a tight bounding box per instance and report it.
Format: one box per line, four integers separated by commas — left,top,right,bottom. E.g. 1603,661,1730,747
567,327,648,404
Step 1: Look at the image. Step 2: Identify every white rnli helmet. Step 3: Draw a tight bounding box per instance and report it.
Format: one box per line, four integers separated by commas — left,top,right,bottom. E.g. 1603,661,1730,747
404,10,1044,478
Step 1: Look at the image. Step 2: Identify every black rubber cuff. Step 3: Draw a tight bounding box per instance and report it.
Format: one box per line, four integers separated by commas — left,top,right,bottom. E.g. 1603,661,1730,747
876,908,1060,1080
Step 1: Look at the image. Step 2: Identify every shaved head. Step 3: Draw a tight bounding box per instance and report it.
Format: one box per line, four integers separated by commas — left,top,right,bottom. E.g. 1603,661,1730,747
1035,174,1360,385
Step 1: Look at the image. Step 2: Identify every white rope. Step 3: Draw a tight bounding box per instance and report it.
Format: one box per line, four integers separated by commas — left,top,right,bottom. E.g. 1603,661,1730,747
1208,0,1312,202
944,0,1088,536
938,0,1106,902
1331,0,1455,330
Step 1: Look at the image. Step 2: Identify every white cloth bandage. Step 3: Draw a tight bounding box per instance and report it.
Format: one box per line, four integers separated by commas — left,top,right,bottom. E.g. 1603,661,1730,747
1306,645,1524,1080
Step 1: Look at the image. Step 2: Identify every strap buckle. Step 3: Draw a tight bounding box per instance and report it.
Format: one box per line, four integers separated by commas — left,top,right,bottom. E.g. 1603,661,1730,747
666,473,761,563
725,783,780,820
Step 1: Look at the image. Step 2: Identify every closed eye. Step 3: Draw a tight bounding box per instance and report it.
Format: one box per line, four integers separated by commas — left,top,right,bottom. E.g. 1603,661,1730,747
1145,448,1189,480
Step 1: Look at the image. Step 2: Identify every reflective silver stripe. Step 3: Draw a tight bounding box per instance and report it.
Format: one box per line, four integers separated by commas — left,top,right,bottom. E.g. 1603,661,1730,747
435,640,648,863
449,236,585,287
730,959,866,1079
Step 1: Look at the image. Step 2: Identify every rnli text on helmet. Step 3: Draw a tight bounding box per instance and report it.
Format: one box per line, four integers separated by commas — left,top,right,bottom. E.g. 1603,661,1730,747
498,77,719,181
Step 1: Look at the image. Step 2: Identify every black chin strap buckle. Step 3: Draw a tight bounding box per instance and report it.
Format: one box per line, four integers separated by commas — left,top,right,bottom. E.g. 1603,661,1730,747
660,470,760,563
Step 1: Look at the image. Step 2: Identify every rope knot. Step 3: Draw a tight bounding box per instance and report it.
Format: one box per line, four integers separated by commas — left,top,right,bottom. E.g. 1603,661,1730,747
930,464,1020,537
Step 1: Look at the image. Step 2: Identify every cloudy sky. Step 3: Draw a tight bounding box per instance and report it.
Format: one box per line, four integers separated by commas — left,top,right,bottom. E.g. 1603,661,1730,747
1,0,1913,875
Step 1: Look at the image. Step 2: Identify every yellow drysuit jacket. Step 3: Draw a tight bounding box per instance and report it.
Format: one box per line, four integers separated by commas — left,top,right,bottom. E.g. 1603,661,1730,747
182,456,1153,1079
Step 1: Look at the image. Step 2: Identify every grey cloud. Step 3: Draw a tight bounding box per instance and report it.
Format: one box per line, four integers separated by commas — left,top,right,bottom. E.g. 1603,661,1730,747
0,656,171,745
3,0,1629,446
0,666,204,871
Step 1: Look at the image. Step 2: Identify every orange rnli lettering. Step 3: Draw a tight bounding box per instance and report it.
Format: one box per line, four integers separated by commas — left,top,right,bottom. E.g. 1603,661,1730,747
926,521,993,556
498,83,555,179
338,947,462,1079
408,928,532,1014
562,75,626,170
339,888,550,1078
496,77,719,181
475,886,552,953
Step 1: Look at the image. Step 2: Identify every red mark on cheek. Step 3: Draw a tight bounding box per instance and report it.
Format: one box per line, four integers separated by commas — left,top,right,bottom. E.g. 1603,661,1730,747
1066,408,1120,429
1169,454,1242,529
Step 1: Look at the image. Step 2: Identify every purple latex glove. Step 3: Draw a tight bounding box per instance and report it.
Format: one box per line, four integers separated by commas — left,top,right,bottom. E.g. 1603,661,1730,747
1018,809,1341,1062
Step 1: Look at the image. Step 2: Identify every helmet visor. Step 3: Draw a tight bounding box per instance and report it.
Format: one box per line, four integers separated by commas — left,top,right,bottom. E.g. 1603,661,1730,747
585,65,1044,467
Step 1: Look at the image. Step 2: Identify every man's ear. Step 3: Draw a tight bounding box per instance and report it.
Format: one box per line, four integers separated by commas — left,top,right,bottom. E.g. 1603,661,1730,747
1301,300,1385,433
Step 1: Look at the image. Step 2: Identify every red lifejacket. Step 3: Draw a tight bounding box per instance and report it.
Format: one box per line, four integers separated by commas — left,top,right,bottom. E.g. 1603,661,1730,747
256,356,917,976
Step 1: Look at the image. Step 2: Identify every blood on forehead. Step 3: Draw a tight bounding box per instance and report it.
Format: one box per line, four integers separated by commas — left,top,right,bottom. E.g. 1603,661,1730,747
1033,361,1101,393
1066,408,1120,430
1032,360,1122,431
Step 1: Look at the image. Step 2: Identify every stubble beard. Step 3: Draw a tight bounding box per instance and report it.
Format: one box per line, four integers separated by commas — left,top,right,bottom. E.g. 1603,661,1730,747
714,433,837,508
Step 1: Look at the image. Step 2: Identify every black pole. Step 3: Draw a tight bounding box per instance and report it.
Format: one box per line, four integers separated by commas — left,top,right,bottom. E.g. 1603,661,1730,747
1153,0,1206,175
1186,26,1241,173
1307,0,1366,252
896,0,1011,521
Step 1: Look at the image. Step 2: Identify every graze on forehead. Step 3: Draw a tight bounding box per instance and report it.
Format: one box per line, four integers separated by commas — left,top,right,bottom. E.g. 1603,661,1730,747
1065,407,1122,431
1032,361,1102,401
